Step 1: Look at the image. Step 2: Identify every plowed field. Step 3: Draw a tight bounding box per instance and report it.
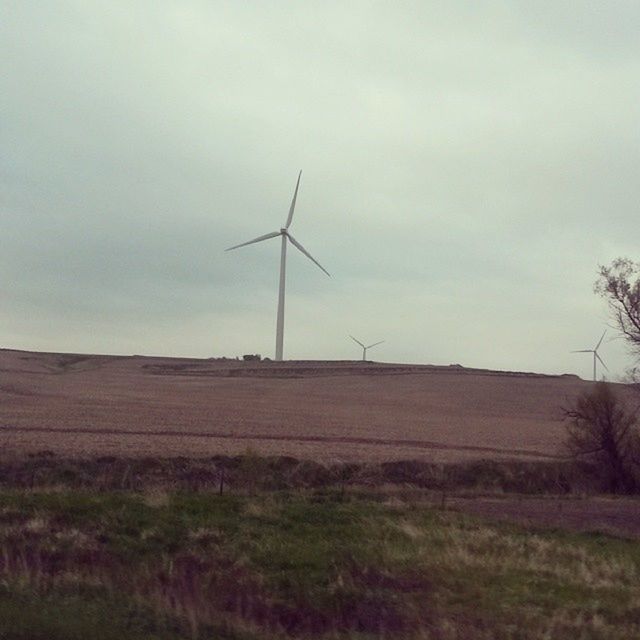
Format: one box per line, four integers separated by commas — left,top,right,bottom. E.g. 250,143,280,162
0,349,594,462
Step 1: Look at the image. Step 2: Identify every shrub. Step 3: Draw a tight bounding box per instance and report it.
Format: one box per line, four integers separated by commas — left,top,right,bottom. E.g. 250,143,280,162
563,382,640,494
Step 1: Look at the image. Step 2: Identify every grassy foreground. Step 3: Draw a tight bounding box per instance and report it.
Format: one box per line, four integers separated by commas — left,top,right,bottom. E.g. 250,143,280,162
1,489,639,640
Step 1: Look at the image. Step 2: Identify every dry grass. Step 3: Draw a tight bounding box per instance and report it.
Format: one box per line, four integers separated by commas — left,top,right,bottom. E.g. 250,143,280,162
1,489,639,639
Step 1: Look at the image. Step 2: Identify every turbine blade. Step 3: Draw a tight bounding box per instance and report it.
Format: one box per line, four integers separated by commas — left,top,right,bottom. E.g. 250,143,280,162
595,353,609,371
285,171,302,229
350,335,365,348
225,231,281,251
287,233,330,276
595,329,607,350
366,341,385,349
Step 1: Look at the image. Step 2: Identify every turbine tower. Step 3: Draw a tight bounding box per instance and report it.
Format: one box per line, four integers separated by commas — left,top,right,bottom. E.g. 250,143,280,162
226,172,330,361
349,335,384,361
571,330,608,381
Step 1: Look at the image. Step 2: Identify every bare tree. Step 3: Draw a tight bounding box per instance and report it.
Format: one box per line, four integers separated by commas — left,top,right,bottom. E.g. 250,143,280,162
564,382,639,494
595,258,640,356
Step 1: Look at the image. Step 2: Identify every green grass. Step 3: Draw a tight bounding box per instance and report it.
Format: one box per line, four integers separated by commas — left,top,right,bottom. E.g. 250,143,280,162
0,585,184,640
1,489,639,639
0,584,258,640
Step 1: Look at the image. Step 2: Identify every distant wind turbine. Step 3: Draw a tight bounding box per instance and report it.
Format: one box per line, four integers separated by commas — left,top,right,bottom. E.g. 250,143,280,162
226,172,330,361
349,335,384,361
571,330,609,381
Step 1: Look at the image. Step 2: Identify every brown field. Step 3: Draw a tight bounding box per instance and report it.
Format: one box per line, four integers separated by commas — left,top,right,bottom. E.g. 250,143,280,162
448,494,640,538
0,348,598,463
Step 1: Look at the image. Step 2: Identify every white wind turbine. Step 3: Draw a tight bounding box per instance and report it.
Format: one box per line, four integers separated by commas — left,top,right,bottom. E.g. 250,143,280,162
349,335,384,361
226,172,330,361
571,330,609,381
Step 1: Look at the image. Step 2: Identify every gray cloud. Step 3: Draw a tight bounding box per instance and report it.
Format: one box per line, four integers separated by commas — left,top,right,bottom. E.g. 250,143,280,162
1,1,639,377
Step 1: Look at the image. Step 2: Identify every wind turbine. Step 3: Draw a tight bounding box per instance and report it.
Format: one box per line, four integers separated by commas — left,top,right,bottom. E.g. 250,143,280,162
571,330,609,381
226,172,330,361
349,335,384,361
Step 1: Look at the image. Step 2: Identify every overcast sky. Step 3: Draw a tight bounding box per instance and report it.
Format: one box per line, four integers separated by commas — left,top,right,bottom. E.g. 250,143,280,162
2,1,639,379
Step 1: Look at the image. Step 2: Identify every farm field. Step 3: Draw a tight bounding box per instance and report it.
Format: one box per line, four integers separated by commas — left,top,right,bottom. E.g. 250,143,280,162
0,348,592,462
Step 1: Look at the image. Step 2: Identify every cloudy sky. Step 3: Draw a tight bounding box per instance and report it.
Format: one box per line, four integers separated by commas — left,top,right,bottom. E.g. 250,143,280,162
2,1,639,379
